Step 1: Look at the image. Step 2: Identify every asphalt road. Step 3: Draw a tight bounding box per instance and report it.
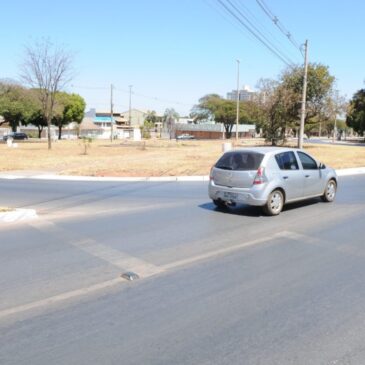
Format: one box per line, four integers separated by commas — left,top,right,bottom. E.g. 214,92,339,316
1,175,365,364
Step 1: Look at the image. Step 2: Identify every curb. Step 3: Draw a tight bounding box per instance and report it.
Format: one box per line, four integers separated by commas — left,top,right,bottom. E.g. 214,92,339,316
0,167,365,182
0,173,211,182
335,167,365,176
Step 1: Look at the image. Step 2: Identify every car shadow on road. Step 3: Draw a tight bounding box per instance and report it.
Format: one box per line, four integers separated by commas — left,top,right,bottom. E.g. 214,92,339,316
199,197,322,217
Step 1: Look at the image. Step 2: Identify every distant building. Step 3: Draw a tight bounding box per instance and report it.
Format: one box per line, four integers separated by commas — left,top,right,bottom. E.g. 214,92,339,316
177,117,194,124
79,109,149,139
117,109,148,127
175,123,256,139
227,85,256,102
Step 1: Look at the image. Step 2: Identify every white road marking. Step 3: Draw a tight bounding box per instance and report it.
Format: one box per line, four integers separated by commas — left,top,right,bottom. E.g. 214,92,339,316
28,220,163,278
162,230,291,271
71,238,164,278
0,278,122,320
2,227,350,321
44,201,190,221
281,231,326,245
0,228,287,321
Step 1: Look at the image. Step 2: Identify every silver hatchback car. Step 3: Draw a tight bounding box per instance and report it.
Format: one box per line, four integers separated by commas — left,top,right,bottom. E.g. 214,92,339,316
208,147,337,215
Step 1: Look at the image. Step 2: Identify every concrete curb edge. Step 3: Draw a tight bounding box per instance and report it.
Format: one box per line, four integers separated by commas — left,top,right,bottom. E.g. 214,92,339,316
1,167,365,183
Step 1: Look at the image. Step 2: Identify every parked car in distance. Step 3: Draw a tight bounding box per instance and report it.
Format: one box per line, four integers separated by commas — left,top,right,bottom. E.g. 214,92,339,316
3,132,29,141
176,134,195,140
208,147,337,216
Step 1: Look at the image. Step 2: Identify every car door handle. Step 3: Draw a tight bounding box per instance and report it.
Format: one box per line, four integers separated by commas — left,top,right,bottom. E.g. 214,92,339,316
283,176,289,180
305,175,310,178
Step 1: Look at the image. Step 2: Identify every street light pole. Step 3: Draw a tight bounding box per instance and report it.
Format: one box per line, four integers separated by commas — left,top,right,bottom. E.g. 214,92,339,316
110,83,114,143
235,59,240,142
298,40,308,149
128,85,133,125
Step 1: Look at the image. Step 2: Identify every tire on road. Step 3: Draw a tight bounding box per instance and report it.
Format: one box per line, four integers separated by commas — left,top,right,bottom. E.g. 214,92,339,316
263,189,284,216
321,179,337,202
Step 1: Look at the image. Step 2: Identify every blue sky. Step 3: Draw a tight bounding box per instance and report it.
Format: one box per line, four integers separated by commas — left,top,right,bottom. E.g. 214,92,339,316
1,0,364,116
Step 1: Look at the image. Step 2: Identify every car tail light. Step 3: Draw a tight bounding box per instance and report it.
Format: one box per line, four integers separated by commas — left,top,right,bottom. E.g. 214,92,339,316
209,166,214,181
253,167,265,185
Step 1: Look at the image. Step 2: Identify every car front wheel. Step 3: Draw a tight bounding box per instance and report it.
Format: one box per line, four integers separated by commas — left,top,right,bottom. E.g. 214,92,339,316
321,179,337,202
263,190,284,216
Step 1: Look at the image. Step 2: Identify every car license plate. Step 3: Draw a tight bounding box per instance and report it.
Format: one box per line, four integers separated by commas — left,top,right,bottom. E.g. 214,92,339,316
223,192,238,199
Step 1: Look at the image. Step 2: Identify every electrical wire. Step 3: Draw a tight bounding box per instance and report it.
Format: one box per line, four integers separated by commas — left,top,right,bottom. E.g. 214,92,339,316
113,87,194,107
230,0,300,62
256,0,302,54
70,84,109,90
70,85,194,108
215,0,296,67
227,0,295,65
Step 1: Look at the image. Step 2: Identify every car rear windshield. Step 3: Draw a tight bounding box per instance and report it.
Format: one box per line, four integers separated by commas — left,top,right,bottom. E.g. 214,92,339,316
215,151,264,171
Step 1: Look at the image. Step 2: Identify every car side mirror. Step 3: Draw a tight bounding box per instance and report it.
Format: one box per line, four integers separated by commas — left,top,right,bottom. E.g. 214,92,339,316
319,162,326,169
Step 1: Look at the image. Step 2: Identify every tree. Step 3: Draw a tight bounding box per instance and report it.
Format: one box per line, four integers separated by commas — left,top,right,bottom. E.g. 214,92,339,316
320,90,348,138
145,110,159,124
0,82,38,131
52,92,86,139
28,109,47,138
20,40,73,149
254,79,292,145
347,89,365,136
279,63,335,133
191,94,250,138
164,108,180,139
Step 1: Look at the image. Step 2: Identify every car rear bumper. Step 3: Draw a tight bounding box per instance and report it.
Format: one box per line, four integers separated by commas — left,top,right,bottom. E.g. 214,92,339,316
208,182,267,206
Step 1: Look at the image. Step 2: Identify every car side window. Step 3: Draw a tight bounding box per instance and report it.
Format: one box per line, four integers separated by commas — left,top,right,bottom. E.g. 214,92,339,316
297,152,318,170
275,152,299,170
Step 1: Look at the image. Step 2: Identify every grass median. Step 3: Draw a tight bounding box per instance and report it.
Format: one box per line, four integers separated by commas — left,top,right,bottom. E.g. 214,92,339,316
0,139,364,177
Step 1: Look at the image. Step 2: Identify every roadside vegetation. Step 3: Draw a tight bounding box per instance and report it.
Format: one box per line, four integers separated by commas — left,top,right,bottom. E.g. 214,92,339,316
0,139,364,177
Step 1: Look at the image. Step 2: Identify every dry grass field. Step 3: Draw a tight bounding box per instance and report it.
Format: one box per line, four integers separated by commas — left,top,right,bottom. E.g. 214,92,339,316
0,139,364,177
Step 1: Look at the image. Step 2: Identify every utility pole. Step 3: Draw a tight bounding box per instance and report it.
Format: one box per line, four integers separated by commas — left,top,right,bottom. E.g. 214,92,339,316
235,59,240,142
298,40,308,149
128,85,133,125
110,84,114,142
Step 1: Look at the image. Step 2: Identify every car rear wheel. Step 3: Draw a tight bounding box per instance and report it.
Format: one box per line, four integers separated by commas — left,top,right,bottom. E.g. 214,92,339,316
263,190,284,216
321,179,337,202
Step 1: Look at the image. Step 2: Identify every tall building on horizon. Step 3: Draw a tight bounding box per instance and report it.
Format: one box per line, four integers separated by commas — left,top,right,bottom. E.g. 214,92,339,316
227,85,256,102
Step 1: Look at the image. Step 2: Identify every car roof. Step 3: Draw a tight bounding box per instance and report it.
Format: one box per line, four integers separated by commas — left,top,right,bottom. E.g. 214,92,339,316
231,146,300,155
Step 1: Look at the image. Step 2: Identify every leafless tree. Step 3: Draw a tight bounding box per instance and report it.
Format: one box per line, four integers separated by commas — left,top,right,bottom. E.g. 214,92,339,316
20,40,73,149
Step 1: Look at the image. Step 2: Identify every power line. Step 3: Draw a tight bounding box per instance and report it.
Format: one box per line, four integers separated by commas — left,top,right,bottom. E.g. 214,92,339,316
114,87,194,107
226,0,295,65
70,84,109,90
230,0,300,62
215,0,295,67
203,0,249,37
70,84,194,108
256,0,302,54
